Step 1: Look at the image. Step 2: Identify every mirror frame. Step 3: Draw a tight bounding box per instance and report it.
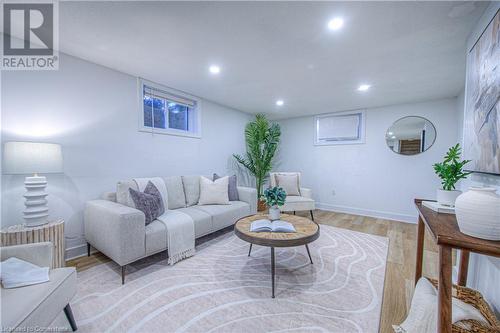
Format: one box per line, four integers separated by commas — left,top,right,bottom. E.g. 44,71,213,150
385,116,437,155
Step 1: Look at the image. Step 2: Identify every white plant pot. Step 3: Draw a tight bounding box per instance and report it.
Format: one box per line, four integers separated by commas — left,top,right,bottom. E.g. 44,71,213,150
436,189,462,207
269,206,281,221
455,187,500,240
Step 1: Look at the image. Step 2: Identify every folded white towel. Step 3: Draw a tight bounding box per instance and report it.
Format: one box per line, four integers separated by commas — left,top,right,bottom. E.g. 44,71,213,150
0,257,50,289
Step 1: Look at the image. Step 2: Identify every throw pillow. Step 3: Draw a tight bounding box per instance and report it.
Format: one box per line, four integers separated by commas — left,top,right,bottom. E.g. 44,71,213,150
129,181,165,225
275,173,301,196
213,173,239,201
198,176,230,205
116,179,139,208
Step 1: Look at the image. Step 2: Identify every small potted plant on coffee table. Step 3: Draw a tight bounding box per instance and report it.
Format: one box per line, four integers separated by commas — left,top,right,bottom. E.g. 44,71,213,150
264,186,287,221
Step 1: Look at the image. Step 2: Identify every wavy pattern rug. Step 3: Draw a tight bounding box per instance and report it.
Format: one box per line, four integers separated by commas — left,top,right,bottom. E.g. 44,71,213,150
72,225,388,333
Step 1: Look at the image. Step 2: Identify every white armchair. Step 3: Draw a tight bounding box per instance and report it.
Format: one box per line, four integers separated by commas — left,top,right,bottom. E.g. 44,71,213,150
270,172,316,221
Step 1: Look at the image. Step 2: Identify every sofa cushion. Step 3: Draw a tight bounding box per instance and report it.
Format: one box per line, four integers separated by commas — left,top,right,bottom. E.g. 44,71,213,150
281,196,315,212
193,201,250,230
213,174,239,201
163,176,186,209
182,175,200,206
199,176,230,205
176,207,213,238
1,267,76,331
145,220,167,254
116,179,139,208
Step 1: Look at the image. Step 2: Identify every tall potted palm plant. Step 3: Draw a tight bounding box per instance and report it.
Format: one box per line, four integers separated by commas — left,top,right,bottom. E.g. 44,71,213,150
233,114,281,211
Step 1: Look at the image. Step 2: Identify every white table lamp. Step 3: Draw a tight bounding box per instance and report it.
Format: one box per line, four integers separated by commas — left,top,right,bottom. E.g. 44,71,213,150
3,142,63,227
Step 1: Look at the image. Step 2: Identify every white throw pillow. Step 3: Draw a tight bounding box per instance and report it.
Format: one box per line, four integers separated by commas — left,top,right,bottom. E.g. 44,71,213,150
198,176,230,205
275,173,301,196
393,278,488,333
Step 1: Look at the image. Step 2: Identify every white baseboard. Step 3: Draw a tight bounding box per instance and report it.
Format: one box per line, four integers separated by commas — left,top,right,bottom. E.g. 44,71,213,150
316,202,417,224
65,243,94,261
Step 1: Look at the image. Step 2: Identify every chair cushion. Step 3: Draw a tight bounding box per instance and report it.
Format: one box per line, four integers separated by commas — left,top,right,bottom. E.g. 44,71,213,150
281,196,315,212
182,175,200,206
176,207,213,238
1,267,76,331
198,176,230,205
116,179,139,208
145,220,167,254
193,201,250,230
163,176,186,209
275,173,301,196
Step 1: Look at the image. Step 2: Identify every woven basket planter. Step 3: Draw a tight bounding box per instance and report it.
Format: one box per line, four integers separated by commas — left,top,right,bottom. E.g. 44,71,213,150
427,278,500,333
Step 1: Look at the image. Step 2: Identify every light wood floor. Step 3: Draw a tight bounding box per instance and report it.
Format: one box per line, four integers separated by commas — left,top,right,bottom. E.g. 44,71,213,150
67,209,441,333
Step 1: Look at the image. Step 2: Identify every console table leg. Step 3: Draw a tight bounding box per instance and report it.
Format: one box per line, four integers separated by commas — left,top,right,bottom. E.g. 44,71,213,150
305,244,313,264
458,250,470,286
438,245,452,333
271,247,275,298
414,216,425,285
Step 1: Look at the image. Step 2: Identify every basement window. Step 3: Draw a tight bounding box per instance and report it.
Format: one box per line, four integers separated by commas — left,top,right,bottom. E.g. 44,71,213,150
314,110,366,145
139,79,201,138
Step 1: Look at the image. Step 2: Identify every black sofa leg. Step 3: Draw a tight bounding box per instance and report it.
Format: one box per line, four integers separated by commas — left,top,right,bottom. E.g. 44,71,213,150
310,210,314,221
87,243,91,257
64,304,77,331
293,211,296,215
121,265,126,285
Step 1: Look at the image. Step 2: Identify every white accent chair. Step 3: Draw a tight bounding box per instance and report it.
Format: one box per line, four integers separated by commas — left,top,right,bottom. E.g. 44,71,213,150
269,172,315,221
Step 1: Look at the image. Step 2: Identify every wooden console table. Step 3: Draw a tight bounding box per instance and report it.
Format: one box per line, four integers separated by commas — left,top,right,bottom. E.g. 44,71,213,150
414,199,500,333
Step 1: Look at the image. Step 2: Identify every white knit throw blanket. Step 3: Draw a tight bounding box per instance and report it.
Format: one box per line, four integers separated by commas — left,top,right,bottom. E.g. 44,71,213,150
134,178,195,265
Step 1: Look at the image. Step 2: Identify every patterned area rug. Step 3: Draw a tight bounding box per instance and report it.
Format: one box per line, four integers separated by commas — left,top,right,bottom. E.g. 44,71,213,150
72,225,388,332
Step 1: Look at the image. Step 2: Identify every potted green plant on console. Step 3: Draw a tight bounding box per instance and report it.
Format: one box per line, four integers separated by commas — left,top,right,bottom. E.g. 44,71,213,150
264,186,287,220
433,143,471,207
233,114,281,211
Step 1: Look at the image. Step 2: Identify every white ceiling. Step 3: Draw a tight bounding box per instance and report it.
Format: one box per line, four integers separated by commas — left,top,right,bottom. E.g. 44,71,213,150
54,2,487,119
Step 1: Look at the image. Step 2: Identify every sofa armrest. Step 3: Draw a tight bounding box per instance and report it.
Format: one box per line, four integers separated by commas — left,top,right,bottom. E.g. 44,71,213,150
0,242,53,268
300,187,313,199
237,186,258,214
84,200,145,266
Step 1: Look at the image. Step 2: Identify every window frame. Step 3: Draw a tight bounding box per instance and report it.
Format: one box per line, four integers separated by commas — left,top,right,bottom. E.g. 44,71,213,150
138,78,201,138
314,110,366,146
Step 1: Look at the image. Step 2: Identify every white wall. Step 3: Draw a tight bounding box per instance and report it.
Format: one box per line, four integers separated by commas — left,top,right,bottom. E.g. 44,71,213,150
1,53,251,258
277,98,459,223
458,2,500,315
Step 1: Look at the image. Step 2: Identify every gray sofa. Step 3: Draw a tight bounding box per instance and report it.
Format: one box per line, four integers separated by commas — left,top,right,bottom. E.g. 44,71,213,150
84,175,257,283
0,242,77,332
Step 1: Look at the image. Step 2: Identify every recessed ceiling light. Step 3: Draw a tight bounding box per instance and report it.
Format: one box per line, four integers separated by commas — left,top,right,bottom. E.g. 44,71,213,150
358,84,371,91
276,100,284,106
327,18,344,31
209,65,220,74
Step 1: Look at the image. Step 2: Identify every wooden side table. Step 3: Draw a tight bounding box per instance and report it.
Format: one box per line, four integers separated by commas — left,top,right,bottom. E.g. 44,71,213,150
414,199,500,333
0,219,65,268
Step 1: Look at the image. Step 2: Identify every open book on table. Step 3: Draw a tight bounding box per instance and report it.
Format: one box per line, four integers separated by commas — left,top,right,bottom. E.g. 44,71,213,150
250,219,296,233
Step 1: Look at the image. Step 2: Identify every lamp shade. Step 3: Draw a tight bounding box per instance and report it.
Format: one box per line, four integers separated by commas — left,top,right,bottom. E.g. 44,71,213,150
3,142,63,175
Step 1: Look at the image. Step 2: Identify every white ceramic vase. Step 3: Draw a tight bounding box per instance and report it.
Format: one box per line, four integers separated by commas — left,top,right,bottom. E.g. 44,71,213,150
455,187,500,240
269,206,281,221
436,189,462,207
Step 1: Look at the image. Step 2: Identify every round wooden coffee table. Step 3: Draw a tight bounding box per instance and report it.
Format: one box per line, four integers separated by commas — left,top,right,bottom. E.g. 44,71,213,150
234,214,320,298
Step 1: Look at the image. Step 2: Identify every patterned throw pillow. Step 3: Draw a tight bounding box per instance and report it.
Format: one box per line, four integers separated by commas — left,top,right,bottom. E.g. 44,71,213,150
129,181,165,225
213,173,239,201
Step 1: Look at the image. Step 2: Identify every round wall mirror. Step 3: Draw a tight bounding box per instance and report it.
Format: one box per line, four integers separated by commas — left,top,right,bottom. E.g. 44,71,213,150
386,116,436,155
